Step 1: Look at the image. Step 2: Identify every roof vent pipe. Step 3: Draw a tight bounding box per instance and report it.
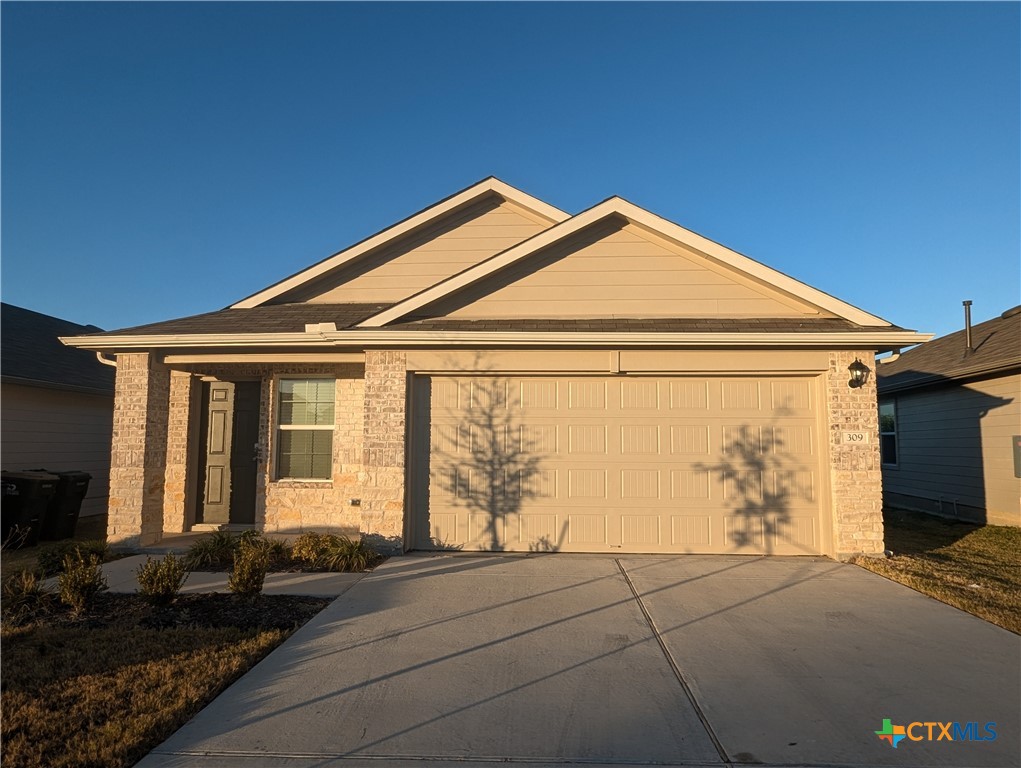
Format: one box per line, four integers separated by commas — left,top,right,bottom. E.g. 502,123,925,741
962,300,973,354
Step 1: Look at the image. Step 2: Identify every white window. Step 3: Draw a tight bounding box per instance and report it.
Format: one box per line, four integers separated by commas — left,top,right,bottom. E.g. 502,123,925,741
276,378,335,480
879,401,897,467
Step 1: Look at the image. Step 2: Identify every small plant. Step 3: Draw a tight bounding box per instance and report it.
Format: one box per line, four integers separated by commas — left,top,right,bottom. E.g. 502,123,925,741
238,530,291,567
290,531,330,567
182,530,239,570
136,553,189,606
58,551,108,617
1,523,31,551
1,568,51,626
319,536,383,573
227,540,270,598
37,539,109,576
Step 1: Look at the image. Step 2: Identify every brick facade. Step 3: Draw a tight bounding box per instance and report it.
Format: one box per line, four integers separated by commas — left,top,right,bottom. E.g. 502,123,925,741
826,350,885,557
360,351,408,546
107,353,170,547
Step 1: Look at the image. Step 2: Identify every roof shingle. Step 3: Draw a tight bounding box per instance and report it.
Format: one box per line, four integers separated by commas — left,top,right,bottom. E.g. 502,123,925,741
877,306,1021,393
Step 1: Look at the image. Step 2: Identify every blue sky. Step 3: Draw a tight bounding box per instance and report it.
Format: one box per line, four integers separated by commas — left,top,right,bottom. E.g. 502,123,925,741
2,2,1018,340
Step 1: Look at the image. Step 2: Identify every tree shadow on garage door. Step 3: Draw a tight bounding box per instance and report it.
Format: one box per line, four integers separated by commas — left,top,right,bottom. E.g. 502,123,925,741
696,415,818,555
427,373,555,552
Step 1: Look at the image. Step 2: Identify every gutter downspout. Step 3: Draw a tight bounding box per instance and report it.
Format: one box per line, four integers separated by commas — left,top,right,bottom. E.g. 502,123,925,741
95,352,117,367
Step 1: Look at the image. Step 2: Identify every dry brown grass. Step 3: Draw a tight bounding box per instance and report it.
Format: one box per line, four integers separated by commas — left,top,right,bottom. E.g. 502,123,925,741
2,623,286,768
1,515,108,580
852,508,1021,634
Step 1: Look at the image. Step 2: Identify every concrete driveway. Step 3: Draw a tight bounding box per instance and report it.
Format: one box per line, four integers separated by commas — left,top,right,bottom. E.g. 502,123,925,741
137,555,1020,768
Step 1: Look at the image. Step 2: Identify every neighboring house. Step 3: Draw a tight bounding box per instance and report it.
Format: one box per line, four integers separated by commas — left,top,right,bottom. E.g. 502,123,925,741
62,178,929,557
876,306,1021,527
2,303,116,517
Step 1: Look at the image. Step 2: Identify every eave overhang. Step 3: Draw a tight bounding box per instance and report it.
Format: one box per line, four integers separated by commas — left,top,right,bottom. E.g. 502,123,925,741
61,329,932,352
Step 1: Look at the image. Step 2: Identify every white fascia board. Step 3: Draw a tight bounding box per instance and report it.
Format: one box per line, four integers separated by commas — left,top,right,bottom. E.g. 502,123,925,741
61,329,931,352
359,197,894,329
231,178,569,310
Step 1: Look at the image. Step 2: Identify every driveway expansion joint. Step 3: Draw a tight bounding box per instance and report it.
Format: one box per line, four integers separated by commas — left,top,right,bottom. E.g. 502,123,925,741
615,559,732,767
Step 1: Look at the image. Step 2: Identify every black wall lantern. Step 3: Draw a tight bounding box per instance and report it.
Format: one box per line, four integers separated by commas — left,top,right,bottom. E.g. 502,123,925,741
848,358,871,388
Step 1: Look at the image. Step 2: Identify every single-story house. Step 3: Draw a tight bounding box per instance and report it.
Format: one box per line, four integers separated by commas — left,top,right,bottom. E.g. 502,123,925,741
877,305,1020,527
2,303,116,517
62,178,929,557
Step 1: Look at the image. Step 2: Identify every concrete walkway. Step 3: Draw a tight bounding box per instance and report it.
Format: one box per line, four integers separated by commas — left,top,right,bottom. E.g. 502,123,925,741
136,555,1020,768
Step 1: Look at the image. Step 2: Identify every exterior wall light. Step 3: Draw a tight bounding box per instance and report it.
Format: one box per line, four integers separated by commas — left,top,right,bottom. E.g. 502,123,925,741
848,358,871,389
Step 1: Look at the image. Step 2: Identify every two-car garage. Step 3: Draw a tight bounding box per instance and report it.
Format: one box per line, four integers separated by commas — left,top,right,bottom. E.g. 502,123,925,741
410,372,830,555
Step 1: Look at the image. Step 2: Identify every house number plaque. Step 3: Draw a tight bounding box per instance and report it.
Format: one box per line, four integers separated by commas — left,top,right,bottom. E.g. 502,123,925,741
842,431,869,444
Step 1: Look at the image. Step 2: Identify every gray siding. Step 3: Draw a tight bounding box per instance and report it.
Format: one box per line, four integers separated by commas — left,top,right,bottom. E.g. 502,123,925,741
1,383,114,517
880,373,1020,526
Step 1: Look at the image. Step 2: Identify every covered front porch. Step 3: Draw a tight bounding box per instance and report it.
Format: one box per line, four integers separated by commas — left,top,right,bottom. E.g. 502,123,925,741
105,351,408,549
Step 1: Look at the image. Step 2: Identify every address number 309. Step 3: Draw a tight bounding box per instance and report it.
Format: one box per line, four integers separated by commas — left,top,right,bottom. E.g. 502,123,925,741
843,432,869,444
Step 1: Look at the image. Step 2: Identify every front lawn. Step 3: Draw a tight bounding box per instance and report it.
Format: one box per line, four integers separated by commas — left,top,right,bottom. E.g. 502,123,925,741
852,508,1021,634
1,593,329,768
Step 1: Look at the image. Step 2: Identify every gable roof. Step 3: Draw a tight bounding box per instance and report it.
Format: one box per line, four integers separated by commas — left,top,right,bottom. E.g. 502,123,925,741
878,305,1021,394
357,196,894,328
1,303,116,395
232,178,569,309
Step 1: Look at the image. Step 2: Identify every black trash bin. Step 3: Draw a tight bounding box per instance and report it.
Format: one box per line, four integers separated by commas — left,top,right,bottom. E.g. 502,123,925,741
30,470,93,541
1,471,59,548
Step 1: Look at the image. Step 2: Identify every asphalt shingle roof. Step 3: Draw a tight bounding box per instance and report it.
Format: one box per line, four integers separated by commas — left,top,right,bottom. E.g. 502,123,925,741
85,303,392,337
1,303,116,394
877,306,1021,393
73,305,896,338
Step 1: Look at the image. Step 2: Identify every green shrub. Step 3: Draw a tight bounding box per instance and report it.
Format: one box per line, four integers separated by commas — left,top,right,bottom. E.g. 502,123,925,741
290,531,330,567
227,541,269,598
58,551,108,617
319,536,383,573
136,554,189,605
1,569,51,626
182,530,239,570
238,530,290,567
37,539,109,576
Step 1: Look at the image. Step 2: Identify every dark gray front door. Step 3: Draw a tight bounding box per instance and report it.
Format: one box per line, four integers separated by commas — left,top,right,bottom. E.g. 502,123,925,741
199,381,260,525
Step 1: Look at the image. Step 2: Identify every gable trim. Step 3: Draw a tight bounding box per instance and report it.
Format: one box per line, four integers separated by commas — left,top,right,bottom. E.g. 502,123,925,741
231,178,570,310
357,197,893,328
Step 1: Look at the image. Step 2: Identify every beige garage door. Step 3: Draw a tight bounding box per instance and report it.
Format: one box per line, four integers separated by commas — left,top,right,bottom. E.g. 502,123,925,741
412,375,827,555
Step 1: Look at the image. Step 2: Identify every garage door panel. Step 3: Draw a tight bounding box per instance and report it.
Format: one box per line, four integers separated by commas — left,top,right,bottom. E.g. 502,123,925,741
671,515,712,547
417,374,827,555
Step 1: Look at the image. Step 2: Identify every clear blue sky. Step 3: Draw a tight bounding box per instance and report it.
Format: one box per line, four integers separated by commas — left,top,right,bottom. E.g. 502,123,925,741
2,2,1018,340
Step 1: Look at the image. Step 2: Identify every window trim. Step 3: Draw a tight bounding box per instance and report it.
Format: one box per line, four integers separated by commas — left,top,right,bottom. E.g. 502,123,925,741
879,399,898,468
273,376,336,482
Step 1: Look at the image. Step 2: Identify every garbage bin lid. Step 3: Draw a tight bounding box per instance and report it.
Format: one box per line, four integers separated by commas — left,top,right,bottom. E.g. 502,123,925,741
2,470,60,480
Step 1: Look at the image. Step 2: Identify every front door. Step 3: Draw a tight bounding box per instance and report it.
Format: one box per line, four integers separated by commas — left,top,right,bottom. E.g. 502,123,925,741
199,381,260,525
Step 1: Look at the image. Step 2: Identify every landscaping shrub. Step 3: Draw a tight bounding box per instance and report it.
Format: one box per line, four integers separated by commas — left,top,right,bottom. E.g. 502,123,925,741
290,531,330,567
290,532,382,572
320,536,383,572
1,569,51,626
238,530,290,567
227,541,269,598
58,552,108,617
37,539,109,577
136,554,189,606
182,531,239,570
